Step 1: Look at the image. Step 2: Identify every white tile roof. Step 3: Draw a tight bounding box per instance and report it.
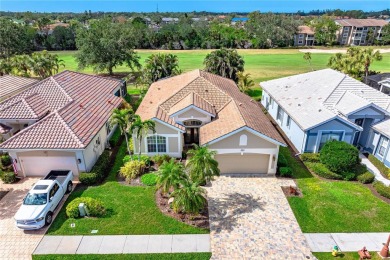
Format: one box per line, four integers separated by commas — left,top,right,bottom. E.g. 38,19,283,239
372,119,390,138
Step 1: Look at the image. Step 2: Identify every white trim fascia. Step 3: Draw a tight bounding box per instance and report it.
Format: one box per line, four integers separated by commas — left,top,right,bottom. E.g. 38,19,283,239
305,115,363,132
211,148,278,155
151,118,185,133
204,126,286,147
170,105,215,118
2,148,84,152
346,103,390,117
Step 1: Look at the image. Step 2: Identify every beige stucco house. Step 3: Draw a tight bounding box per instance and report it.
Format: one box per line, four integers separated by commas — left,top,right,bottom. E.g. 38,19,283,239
135,70,286,175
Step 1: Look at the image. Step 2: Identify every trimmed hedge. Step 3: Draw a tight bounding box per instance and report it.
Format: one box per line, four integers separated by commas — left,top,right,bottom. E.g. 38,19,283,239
305,162,343,180
373,181,390,199
66,197,106,218
320,140,359,174
90,151,110,181
300,153,320,163
368,154,390,179
120,160,146,183
79,172,98,185
108,127,121,147
277,154,288,167
357,171,375,184
1,154,12,167
279,167,293,177
0,171,16,183
141,173,158,186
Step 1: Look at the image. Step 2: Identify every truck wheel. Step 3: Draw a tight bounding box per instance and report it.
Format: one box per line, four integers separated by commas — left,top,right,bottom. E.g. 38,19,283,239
45,212,53,226
66,181,73,193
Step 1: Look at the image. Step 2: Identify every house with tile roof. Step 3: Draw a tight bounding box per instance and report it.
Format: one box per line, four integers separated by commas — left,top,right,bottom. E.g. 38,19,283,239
0,71,126,177
135,70,286,175
261,69,390,168
294,25,315,46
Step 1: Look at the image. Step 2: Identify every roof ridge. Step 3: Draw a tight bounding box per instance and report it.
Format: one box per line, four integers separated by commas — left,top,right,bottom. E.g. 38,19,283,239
59,70,123,83
21,97,38,118
53,111,84,148
50,77,74,102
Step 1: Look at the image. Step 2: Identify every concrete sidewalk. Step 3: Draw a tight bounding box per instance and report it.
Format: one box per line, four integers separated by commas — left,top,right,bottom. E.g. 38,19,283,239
33,234,210,255
305,233,389,252
360,154,390,186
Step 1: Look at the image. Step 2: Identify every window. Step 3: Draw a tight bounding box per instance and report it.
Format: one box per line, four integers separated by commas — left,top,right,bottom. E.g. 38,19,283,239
376,136,389,157
147,135,166,153
286,115,291,128
239,134,247,146
183,120,202,127
265,97,270,110
105,122,112,135
299,34,304,38
276,106,284,124
319,132,343,151
49,183,59,199
270,97,274,109
298,40,303,44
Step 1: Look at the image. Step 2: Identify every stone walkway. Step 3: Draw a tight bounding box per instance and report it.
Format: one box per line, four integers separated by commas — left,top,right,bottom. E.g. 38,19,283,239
360,154,390,186
305,233,389,252
34,234,210,255
206,176,313,259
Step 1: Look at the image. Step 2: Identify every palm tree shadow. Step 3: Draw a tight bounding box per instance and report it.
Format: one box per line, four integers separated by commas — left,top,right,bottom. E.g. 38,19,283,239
207,193,266,233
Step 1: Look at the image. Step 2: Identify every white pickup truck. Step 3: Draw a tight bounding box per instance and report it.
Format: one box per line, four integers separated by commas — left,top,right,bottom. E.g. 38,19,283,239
14,170,73,230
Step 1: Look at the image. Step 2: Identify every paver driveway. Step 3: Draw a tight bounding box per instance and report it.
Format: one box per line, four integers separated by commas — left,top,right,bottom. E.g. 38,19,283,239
0,178,46,260
206,176,313,259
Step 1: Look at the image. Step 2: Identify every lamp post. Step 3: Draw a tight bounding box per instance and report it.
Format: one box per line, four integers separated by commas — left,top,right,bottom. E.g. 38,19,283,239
380,234,390,258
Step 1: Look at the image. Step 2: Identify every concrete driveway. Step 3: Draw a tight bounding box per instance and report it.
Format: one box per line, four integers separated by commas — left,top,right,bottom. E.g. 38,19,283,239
206,176,313,259
0,178,46,260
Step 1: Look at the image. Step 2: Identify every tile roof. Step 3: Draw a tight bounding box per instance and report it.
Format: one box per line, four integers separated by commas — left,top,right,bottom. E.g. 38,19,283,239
372,119,390,139
169,92,216,116
261,69,390,130
0,123,12,134
335,19,388,27
298,25,314,34
136,70,285,145
0,75,38,101
0,71,122,149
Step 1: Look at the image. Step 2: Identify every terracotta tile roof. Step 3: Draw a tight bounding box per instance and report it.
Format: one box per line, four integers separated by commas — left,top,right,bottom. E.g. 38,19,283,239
0,75,38,101
0,71,122,149
298,25,315,34
169,92,216,116
335,19,388,27
136,69,285,145
155,107,185,131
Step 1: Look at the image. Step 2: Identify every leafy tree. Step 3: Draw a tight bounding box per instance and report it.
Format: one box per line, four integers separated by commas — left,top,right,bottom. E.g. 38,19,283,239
130,115,156,159
76,19,141,75
171,179,207,214
10,54,32,77
380,24,390,45
29,51,64,78
186,144,220,183
48,26,76,50
203,48,244,83
312,16,340,46
110,108,134,156
237,72,255,93
142,53,181,84
0,59,12,76
156,158,187,194
303,52,313,71
0,18,34,59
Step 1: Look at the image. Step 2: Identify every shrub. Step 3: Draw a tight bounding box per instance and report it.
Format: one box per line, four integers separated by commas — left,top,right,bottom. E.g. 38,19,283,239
300,153,320,163
0,171,16,183
320,141,359,173
277,154,288,167
91,151,110,181
373,181,390,199
108,127,121,147
279,167,293,177
124,155,151,166
152,154,171,167
357,171,375,184
120,160,146,183
66,197,106,218
79,172,99,185
368,154,390,178
141,173,158,186
1,154,12,167
305,162,343,180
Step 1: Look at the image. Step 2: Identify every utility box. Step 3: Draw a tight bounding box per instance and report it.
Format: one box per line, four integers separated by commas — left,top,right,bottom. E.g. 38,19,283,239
78,203,86,217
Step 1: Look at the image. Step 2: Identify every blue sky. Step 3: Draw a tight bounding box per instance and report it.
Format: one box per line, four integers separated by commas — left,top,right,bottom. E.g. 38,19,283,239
0,0,389,13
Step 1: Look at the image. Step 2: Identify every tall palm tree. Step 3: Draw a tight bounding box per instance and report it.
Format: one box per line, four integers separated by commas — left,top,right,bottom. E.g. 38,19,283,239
30,51,64,78
303,52,313,71
359,48,382,84
237,72,255,93
156,158,187,194
130,115,156,159
186,144,220,183
143,53,181,84
10,54,32,77
171,179,207,214
110,108,134,156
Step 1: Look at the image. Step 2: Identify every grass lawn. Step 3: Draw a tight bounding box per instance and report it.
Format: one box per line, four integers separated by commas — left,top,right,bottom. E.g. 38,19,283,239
280,147,390,233
47,141,208,235
32,253,211,260
312,252,382,260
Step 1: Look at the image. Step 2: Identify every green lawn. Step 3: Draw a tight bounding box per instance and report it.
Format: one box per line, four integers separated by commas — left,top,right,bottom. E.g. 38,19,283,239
280,147,390,233
312,252,382,260
47,141,208,235
32,253,211,260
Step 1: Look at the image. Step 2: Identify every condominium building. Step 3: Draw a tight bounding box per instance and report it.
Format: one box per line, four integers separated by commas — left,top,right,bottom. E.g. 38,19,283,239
294,25,315,46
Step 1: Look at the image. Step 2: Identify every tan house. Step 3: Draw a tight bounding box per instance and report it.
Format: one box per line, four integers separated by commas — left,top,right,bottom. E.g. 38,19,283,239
335,19,388,46
135,70,286,175
294,25,315,46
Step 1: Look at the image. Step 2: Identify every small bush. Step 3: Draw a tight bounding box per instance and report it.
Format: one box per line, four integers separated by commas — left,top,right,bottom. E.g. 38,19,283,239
368,154,390,179
305,162,343,180
79,172,99,185
152,154,171,167
373,181,390,199
0,171,16,183
108,127,121,147
320,141,359,173
141,173,158,186
124,155,151,166
66,197,106,218
1,154,12,167
300,153,320,163
341,172,356,181
91,151,110,181
357,171,375,184
120,160,146,183
279,167,293,177
277,154,288,167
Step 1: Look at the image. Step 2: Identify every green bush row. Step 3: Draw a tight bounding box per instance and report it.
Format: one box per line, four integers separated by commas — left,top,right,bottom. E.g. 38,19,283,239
79,172,98,185
108,127,121,147
305,162,343,180
373,181,390,199
357,171,375,184
79,151,110,185
141,173,158,186
66,197,106,218
368,154,390,179
300,153,320,163
0,171,16,183
277,154,288,167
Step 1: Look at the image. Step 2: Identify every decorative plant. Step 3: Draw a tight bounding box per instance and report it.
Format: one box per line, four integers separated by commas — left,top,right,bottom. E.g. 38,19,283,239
186,144,220,183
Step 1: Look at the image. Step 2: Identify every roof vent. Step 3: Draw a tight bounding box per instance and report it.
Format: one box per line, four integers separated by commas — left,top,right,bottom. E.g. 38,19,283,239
79,104,83,108
298,103,301,106
150,101,153,104
205,89,209,92
158,87,161,90
107,100,112,104
239,103,243,106
318,109,322,112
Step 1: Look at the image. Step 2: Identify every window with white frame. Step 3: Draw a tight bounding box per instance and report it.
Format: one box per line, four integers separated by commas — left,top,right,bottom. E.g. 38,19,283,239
376,136,389,157
286,115,291,129
318,131,343,151
147,135,167,153
239,134,247,146
270,97,274,109
276,106,284,124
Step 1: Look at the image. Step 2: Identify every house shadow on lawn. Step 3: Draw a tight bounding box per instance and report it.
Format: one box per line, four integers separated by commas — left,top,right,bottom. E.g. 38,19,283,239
207,192,266,233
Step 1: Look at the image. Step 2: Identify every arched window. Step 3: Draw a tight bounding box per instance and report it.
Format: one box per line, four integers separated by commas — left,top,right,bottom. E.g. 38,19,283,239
147,135,166,153
239,134,247,146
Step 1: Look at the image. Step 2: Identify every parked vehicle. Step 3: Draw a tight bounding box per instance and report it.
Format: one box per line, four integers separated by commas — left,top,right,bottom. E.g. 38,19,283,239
14,170,73,230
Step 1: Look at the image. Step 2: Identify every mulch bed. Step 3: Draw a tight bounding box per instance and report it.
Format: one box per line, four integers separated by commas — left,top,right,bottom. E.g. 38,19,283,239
0,190,9,201
365,183,390,205
156,189,209,229
282,185,303,198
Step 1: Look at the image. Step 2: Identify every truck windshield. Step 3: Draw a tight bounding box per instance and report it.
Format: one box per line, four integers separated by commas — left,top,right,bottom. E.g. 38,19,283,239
23,193,47,205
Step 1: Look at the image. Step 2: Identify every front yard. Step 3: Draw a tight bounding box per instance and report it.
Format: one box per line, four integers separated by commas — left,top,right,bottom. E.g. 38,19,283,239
280,147,390,233
47,142,208,235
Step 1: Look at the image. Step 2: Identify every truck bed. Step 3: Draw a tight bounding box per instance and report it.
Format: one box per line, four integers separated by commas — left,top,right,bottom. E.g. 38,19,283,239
44,170,71,185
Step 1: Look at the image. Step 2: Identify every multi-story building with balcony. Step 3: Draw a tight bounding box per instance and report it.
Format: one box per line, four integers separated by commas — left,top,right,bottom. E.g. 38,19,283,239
294,25,315,46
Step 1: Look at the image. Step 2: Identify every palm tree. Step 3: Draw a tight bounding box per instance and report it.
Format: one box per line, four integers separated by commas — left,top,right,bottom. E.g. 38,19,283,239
30,51,64,78
0,59,12,76
186,144,220,183
203,48,244,83
110,108,134,156
171,179,207,214
359,48,382,84
303,52,313,71
130,115,156,159
156,158,187,194
143,53,181,84
237,72,255,93
10,54,32,77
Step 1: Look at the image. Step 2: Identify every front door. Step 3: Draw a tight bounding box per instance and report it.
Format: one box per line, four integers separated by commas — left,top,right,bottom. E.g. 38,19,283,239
184,128,199,145
353,118,364,146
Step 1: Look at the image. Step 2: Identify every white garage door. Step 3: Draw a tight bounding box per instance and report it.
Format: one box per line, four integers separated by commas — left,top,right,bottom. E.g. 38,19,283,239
19,156,79,177
215,154,270,174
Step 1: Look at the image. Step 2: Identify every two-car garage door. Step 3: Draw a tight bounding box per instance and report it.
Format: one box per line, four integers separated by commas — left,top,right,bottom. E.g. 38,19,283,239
215,154,270,174
19,155,79,177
